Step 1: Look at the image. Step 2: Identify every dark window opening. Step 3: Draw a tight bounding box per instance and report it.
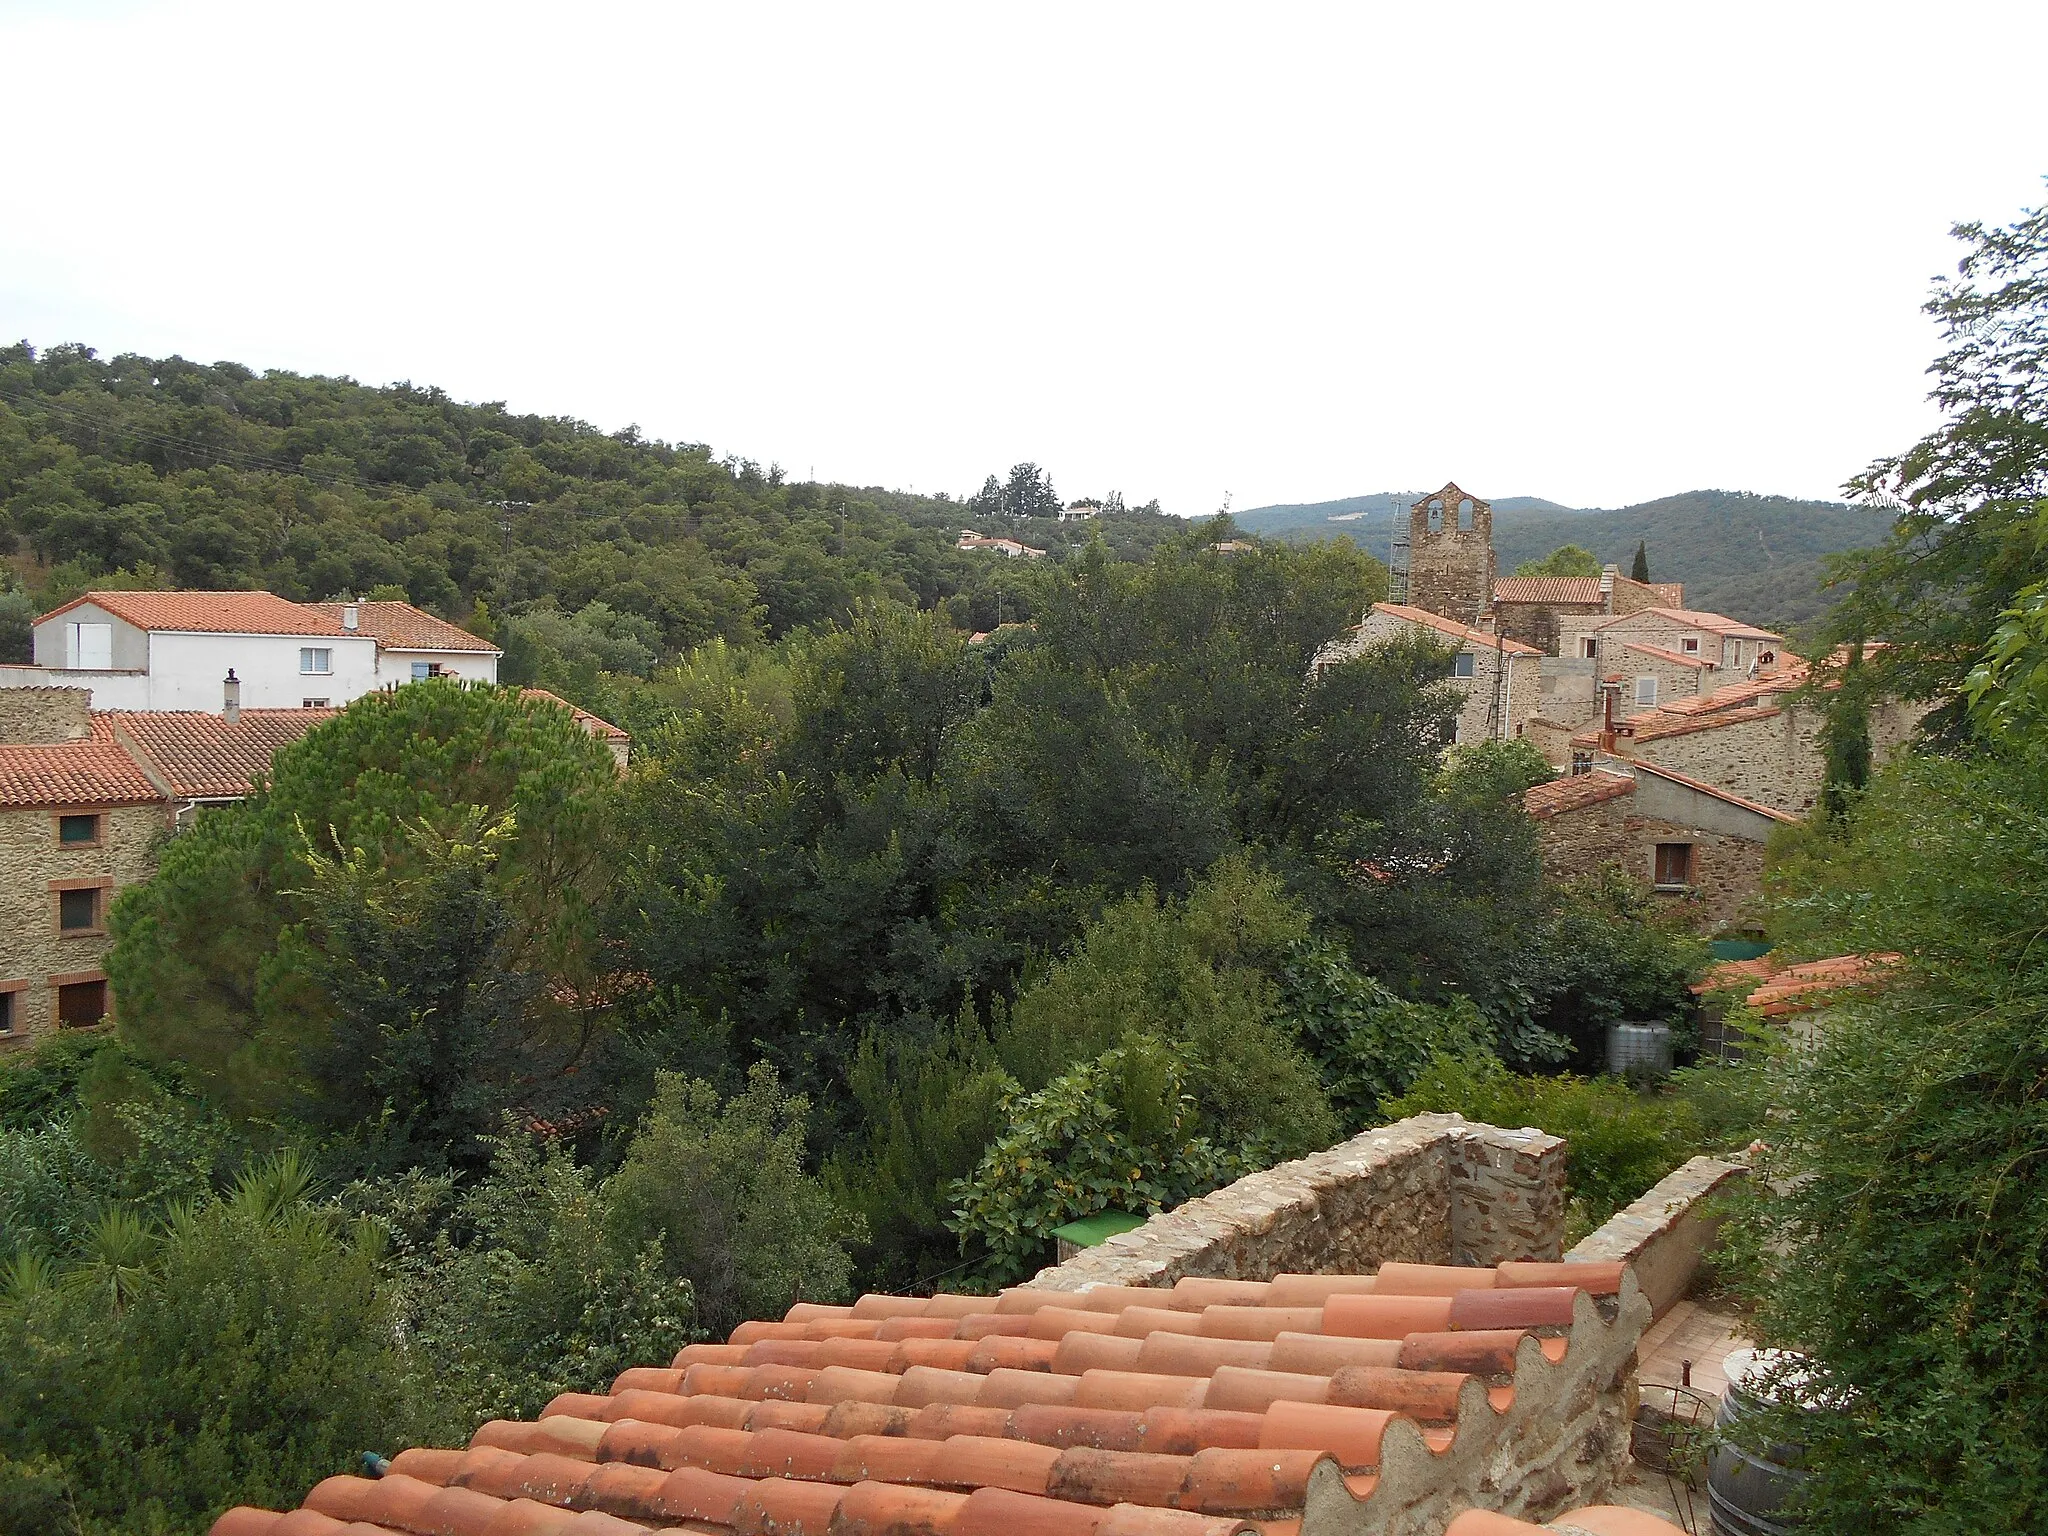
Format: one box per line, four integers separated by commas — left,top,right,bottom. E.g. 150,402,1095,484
58,887,100,932
1453,653,1476,678
0,991,14,1034
57,980,107,1028
1654,843,1694,889
1571,751,1593,776
1426,498,1444,533
58,814,101,845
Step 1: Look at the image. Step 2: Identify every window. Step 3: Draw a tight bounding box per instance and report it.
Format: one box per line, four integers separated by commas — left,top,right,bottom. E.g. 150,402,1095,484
300,647,333,674
1457,497,1474,531
66,622,113,669
1426,498,1444,533
1570,750,1593,776
57,813,102,847
0,989,14,1035
410,661,444,681
302,698,330,709
1654,843,1694,889
58,886,101,933
1681,637,1700,655
1635,675,1658,706
1580,637,1598,659
1453,653,1476,679
56,979,107,1028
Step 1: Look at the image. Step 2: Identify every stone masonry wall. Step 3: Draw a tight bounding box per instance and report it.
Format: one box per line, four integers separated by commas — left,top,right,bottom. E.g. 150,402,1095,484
1535,795,1767,932
1613,649,1710,717
1028,1114,1566,1292
1567,1155,1747,1319
0,687,92,745
1631,710,1820,816
0,800,165,1046
1407,493,1495,628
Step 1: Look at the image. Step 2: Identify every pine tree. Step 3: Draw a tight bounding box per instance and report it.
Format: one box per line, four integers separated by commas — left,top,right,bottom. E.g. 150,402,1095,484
1630,541,1650,583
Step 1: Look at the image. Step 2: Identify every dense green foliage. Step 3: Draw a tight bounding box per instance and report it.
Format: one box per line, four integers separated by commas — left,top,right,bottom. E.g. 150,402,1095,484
1513,543,1602,578
1824,194,2048,727
0,343,1183,681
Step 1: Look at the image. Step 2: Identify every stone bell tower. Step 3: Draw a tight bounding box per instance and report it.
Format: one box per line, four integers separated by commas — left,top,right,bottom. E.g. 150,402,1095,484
1404,481,1494,626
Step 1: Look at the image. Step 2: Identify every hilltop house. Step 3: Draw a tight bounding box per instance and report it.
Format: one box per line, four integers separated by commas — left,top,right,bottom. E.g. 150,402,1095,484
0,590,501,710
956,531,1047,559
1314,602,1543,745
1491,567,1684,656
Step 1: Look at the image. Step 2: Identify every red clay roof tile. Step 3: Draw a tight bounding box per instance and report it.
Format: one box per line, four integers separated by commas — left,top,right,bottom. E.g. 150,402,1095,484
41,589,352,636
1522,771,1633,821
308,600,501,654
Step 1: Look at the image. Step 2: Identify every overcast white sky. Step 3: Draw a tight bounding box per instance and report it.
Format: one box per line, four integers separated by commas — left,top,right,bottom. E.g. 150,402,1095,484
2,2,2043,515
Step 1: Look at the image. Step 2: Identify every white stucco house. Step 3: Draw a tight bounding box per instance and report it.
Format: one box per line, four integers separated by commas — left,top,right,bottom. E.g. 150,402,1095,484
0,590,501,711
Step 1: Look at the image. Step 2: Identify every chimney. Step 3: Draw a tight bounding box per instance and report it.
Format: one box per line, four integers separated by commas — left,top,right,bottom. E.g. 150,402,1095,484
1599,679,1618,753
223,669,241,725
342,603,360,631
1599,564,1617,615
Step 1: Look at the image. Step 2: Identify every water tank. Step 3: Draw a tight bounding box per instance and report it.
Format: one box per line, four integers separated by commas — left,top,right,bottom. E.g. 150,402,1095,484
1707,1348,1821,1535
1606,1021,1674,1077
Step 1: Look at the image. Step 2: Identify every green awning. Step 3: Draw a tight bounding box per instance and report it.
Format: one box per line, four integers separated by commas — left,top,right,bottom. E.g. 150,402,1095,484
1050,1211,1148,1247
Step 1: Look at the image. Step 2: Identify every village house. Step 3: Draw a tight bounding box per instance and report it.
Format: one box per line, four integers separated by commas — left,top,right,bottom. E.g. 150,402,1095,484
1315,602,1543,745
956,530,1047,558
1490,567,1684,656
0,589,502,710
1523,763,1793,931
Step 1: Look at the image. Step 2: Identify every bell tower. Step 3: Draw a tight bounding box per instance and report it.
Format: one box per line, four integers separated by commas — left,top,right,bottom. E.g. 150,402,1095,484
1404,481,1494,626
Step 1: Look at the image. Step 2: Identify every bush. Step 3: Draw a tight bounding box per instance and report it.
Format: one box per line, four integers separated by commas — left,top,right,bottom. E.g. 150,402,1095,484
948,1037,1254,1287
606,1065,862,1339
0,1158,412,1534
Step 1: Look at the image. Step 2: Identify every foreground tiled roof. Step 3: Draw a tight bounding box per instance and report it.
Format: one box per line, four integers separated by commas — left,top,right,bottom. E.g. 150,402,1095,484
1491,577,1604,606
1523,771,1634,820
309,601,502,654
38,590,351,637
1571,703,1785,751
0,715,161,809
1650,665,1809,717
110,709,333,800
1369,604,1543,658
1693,952,1900,1016
213,1260,1651,1536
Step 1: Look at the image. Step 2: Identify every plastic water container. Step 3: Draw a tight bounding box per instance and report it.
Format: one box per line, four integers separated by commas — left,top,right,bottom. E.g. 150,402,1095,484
1606,1021,1674,1077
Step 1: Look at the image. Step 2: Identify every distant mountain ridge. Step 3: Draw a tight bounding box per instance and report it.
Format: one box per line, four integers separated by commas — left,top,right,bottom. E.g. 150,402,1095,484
1233,488,1892,633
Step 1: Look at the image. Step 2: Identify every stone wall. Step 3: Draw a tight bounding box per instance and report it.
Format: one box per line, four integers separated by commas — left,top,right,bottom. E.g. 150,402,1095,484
1495,600,1601,656
1028,1114,1566,1292
1567,1155,1747,1319
1534,793,1768,932
0,687,92,745
1629,710,1820,816
0,801,165,1045
1611,648,1711,717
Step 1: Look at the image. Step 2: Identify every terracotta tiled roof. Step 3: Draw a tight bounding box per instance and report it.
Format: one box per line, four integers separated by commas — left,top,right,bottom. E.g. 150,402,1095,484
110,709,332,800
1368,604,1543,658
38,590,351,637
522,688,629,743
1619,643,1712,670
1653,665,1809,717
1626,761,1798,824
1571,704,1785,750
213,1259,1661,1536
1693,952,1899,1017
1523,771,1634,820
1491,577,1605,606
0,723,162,809
308,601,502,654
1593,607,1780,642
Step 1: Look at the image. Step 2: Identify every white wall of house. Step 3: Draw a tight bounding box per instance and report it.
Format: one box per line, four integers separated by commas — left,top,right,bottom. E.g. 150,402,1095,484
378,648,499,685
146,632,380,709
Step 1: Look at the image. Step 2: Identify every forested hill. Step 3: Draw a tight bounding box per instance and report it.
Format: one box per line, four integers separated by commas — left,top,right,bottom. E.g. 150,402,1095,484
1237,487,1893,632
0,343,1185,685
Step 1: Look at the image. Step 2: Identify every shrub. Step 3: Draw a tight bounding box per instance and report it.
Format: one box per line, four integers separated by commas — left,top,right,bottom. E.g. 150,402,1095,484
606,1065,863,1339
948,1037,1254,1286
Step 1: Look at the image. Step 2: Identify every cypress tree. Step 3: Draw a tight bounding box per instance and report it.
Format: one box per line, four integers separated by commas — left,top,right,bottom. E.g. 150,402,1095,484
1630,541,1650,583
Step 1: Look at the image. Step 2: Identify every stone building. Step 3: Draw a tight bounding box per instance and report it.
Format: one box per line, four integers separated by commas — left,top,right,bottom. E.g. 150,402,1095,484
1315,602,1543,745
0,689,165,1040
1568,666,1928,817
1524,765,1791,931
1491,568,1683,656
1405,482,1495,627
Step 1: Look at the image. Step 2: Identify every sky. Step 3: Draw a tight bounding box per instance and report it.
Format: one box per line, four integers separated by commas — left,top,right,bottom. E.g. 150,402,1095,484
1,2,2043,516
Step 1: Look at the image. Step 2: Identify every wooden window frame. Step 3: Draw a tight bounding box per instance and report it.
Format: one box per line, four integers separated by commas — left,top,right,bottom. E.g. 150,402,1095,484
0,979,28,1038
1653,841,1695,891
50,807,107,850
49,970,111,1030
50,877,114,938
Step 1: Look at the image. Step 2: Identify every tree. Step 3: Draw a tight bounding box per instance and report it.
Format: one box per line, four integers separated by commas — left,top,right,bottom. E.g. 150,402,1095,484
1630,540,1650,582
1515,544,1602,579
107,683,623,1168
1825,191,2048,722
